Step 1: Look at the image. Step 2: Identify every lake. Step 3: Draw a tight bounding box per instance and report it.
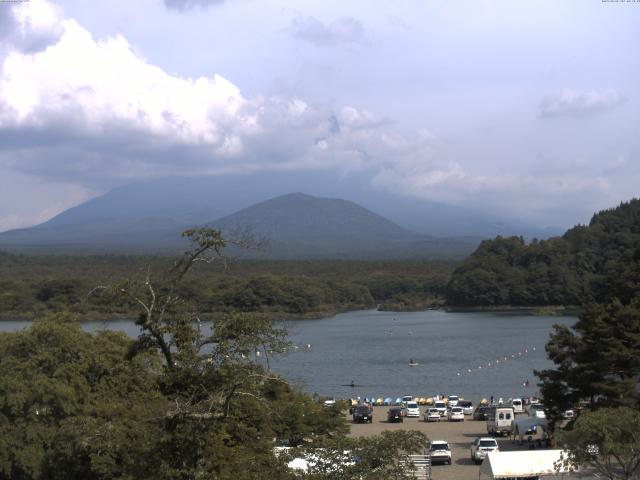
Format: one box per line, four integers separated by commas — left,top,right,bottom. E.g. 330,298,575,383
0,309,575,402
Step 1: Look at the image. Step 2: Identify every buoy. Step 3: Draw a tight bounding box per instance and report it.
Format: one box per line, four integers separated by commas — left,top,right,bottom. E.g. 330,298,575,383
306,344,311,349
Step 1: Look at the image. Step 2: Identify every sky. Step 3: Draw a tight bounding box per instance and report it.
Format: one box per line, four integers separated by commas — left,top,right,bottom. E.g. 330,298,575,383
0,0,638,232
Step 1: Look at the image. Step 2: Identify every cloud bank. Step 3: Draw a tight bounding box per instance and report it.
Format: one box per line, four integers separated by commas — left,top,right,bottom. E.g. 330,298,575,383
0,1,431,187
539,88,626,118
289,16,364,46
0,0,635,231
0,0,63,53
163,0,226,12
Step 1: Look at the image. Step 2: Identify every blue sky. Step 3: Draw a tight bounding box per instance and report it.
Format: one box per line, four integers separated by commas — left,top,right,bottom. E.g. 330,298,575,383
0,0,638,231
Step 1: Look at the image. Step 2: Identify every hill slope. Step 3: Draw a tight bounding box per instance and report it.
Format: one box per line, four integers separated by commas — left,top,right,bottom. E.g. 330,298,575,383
211,193,477,259
0,191,480,259
445,198,640,306
6,173,558,238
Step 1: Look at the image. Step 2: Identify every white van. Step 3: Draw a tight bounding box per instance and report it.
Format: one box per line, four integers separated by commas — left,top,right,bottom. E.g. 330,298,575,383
511,398,523,414
486,406,514,436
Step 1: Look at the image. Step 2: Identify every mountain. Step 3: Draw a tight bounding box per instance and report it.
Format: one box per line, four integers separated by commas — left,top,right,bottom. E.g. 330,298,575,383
210,192,478,259
0,190,480,258
23,172,559,238
0,172,558,257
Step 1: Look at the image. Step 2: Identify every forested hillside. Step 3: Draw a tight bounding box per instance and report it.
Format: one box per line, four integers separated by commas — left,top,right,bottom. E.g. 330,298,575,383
0,254,453,319
446,199,640,307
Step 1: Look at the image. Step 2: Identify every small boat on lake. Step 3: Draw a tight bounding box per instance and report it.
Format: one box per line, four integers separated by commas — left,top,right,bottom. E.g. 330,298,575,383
408,358,419,367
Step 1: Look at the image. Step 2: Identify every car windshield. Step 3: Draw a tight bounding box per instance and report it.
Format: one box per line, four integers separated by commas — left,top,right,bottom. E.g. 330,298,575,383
452,407,462,412
407,402,418,408
430,443,448,451
435,402,445,408
429,409,439,413
355,407,369,413
449,396,458,401
480,440,497,447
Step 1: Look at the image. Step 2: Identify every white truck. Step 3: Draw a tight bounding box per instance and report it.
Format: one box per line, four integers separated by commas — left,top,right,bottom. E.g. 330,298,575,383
486,406,514,436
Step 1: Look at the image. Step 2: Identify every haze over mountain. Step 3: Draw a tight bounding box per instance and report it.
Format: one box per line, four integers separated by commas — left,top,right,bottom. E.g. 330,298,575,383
0,173,562,258
210,193,478,259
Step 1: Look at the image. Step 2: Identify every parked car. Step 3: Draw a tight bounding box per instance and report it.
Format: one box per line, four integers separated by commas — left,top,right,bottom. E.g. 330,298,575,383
352,405,373,423
404,401,420,418
428,440,452,465
470,437,499,464
434,401,447,416
387,407,403,423
528,404,546,419
424,407,441,422
473,406,490,421
459,400,474,415
401,395,414,403
447,395,459,407
448,406,465,422
511,398,524,414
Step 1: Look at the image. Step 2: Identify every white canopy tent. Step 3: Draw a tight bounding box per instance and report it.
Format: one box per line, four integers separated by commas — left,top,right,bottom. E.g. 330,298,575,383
479,450,573,479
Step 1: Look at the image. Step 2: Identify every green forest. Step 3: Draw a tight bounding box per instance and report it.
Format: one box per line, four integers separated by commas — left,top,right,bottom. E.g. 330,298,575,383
446,199,640,307
3,199,640,318
0,254,453,320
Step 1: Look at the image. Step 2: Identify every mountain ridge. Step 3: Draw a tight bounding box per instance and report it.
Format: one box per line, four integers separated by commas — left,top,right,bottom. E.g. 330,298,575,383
0,190,481,259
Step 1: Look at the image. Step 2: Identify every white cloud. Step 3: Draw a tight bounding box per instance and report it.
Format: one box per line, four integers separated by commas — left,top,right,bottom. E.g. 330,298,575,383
289,16,364,46
0,0,63,54
539,88,626,118
0,0,637,230
0,5,402,185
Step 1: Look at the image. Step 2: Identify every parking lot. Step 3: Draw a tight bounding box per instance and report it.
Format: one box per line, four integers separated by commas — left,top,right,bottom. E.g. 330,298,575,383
349,406,540,480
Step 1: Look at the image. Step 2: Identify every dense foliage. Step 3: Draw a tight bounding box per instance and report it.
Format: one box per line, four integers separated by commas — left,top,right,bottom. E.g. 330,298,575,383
0,254,453,318
0,229,429,479
536,299,640,427
446,199,640,307
556,407,640,480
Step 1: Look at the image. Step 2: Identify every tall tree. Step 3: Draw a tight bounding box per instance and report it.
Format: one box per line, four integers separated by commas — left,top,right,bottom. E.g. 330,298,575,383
556,407,640,480
537,299,640,428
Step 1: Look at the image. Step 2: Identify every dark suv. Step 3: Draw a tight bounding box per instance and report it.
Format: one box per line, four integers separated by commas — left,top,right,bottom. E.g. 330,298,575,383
353,405,373,423
387,407,403,423
473,406,489,421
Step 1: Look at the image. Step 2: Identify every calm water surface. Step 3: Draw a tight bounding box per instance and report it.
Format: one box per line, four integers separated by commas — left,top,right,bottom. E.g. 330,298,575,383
1,309,575,402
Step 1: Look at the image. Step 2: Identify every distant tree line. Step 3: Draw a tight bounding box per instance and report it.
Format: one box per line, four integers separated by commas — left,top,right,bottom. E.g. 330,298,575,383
0,254,453,319
446,199,640,307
